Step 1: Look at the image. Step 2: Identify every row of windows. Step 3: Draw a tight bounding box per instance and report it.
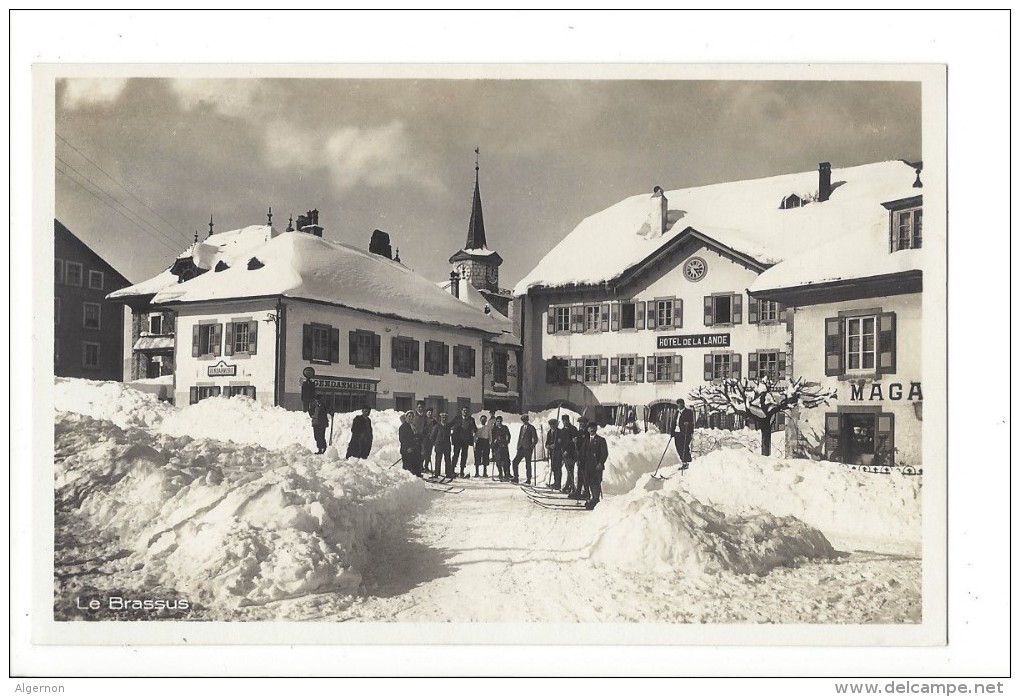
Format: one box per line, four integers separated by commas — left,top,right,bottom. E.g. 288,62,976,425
54,298,103,329
546,350,789,385
54,338,102,370
547,296,782,334
55,259,105,290
191,321,260,357
300,323,477,378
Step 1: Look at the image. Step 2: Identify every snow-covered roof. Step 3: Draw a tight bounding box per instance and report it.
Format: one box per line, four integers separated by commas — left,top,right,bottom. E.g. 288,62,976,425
109,225,280,300
151,232,506,334
514,161,922,294
438,278,522,346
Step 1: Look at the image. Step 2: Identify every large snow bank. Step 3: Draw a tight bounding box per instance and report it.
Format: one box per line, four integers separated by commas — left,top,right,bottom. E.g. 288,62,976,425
54,381,425,612
590,489,835,576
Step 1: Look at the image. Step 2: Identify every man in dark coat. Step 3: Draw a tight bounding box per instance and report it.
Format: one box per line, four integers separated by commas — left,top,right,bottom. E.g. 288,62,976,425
670,398,695,470
301,378,317,415
546,419,562,490
398,411,420,476
582,421,609,510
450,406,478,478
558,415,579,493
310,395,329,455
431,412,454,479
421,408,437,474
571,415,591,500
490,415,512,481
410,401,428,473
511,414,539,484
346,407,373,459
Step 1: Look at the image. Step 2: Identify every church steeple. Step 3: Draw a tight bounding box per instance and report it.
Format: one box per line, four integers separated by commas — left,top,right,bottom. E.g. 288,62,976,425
465,147,487,250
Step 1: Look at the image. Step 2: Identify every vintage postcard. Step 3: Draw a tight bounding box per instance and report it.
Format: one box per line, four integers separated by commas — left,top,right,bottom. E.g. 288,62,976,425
30,61,948,650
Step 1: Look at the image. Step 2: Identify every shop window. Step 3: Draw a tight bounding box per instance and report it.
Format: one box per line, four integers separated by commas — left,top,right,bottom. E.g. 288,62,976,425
83,302,101,330
226,320,258,356
824,411,896,466
83,341,100,370
190,385,223,404
227,385,256,399
453,344,477,378
65,261,83,287
192,323,223,358
703,293,743,326
392,336,419,372
349,329,380,369
88,270,105,290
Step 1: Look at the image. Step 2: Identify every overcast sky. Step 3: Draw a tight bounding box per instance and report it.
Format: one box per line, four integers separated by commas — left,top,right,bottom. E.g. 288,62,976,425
55,77,921,287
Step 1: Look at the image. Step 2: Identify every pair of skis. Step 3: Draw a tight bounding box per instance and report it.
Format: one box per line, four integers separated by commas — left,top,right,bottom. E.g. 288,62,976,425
649,436,690,480
520,484,588,510
424,475,465,494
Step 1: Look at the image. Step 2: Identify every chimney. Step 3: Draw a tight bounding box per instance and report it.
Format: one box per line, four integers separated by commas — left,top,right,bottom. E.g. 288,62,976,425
297,209,323,237
449,270,460,299
647,186,668,238
369,229,393,259
818,162,832,202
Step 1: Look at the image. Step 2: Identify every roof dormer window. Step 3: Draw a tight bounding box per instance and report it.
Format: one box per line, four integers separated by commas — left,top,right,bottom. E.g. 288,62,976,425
882,195,923,252
779,193,804,210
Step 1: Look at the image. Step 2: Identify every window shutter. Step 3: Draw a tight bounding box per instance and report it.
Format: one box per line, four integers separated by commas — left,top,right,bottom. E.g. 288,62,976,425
547,307,556,334
469,347,476,377
249,320,258,355
302,324,312,360
329,327,340,363
610,357,620,383
878,312,897,374
748,298,759,324
704,296,714,326
192,324,200,358
599,357,609,383
442,343,449,374
779,351,789,379
636,357,645,383
674,298,683,328
779,304,788,324
610,303,620,332
672,356,682,382
189,386,198,404
425,341,434,373
647,355,657,382
647,302,657,329
224,323,234,356
601,304,610,332
212,324,222,357
372,333,381,368
348,331,358,366
748,352,759,380
411,339,420,371
731,353,741,379
732,294,743,324
391,337,399,369
571,304,583,333
824,413,841,460
876,413,896,465
824,317,843,376
704,353,713,381
636,301,646,330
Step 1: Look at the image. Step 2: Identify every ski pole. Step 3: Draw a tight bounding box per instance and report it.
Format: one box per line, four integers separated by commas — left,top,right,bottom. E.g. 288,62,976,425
651,436,672,478
388,456,402,468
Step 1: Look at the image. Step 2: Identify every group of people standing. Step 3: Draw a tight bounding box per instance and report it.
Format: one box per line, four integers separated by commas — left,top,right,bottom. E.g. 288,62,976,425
306,387,374,459
396,402,543,483
543,414,609,510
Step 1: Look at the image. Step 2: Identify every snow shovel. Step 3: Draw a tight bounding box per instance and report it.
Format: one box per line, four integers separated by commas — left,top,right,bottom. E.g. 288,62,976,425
650,436,673,480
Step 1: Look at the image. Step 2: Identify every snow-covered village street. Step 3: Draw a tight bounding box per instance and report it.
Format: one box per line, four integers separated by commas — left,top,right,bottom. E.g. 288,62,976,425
54,378,921,624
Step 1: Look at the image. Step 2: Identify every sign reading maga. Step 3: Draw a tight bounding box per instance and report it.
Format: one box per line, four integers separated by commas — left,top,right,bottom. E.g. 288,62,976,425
656,333,731,350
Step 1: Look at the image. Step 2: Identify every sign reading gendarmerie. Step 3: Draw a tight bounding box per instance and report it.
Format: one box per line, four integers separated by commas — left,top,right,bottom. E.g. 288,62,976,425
207,360,237,377
313,375,378,392
656,333,731,350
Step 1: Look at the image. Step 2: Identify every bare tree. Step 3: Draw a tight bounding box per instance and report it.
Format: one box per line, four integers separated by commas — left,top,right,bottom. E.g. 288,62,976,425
688,377,837,456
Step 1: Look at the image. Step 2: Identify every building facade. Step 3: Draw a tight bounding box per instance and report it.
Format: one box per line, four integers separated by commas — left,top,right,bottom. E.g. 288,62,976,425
515,161,924,441
751,189,924,468
54,219,130,381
